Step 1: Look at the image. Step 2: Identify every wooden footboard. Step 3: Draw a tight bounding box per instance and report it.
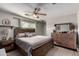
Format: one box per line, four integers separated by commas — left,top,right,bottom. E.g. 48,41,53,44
32,40,54,56
16,40,54,56
16,45,28,56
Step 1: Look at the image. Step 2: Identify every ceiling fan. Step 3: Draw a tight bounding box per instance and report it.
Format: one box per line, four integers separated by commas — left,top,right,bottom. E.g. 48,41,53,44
25,8,47,18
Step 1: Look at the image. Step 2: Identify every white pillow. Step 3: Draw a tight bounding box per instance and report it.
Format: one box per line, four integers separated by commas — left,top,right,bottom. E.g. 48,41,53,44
25,32,36,37
17,33,25,37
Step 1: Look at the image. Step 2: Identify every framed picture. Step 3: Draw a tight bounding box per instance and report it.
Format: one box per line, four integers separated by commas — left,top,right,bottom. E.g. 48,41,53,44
2,19,11,25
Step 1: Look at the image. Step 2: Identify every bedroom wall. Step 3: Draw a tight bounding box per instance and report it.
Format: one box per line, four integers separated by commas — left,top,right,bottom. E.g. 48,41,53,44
0,10,19,27
36,21,46,35
0,9,46,40
46,14,77,36
0,10,19,40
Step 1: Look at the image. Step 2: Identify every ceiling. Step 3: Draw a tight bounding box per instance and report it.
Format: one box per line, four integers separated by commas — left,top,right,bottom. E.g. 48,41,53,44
0,3,79,20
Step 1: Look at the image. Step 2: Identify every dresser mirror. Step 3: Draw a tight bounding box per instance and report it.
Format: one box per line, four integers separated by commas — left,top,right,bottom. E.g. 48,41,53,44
54,23,75,32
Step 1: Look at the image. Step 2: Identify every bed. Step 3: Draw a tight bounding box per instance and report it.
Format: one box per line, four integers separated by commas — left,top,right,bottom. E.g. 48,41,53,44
14,28,54,56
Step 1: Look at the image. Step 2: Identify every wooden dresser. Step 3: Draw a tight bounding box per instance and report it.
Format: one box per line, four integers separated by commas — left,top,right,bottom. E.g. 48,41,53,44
51,32,77,50
52,23,78,50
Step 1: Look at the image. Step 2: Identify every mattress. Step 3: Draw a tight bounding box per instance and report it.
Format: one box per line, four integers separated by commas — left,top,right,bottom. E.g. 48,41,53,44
15,35,52,56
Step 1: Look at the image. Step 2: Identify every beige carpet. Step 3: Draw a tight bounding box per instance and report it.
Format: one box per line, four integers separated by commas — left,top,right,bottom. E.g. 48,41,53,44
46,46,79,56
7,46,79,56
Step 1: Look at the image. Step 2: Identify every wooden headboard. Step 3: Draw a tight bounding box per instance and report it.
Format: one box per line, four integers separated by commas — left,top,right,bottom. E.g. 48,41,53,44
14,28,35,38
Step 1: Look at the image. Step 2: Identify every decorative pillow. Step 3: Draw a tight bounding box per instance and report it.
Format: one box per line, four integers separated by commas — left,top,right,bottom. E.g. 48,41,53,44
25,32,36,37
25,32,31,37
16,33,26,38
25,32,29,37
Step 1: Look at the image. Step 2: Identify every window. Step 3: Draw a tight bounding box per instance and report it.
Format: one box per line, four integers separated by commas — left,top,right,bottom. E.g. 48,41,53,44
20,20,36,29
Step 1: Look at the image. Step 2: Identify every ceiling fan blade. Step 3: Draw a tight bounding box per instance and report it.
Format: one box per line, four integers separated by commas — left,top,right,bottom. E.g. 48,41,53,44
33,8,37,13
34,8,40,14
37,8,41,11
25,13,31,16
37,13,47,16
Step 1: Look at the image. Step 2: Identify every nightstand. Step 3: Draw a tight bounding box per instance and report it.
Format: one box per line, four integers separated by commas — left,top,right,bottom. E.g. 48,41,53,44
1,40,15,52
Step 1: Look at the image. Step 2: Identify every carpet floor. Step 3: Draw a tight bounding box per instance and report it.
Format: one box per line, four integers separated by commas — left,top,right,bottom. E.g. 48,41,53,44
7,46,79,56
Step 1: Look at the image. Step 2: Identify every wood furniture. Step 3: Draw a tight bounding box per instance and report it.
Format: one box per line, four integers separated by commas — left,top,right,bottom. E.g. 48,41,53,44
0,41,3,49
51,32,77,50
32,40,53,56
1,40,15,52
16,40,53,56
0,25,13,29
14,28,54,56
52,23,77,50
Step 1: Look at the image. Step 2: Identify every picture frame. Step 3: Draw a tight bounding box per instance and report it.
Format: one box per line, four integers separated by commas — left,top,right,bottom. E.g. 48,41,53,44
2,19,11,26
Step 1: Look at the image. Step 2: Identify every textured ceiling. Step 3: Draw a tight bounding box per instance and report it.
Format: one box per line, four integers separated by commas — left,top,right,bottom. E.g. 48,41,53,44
0,3,79,20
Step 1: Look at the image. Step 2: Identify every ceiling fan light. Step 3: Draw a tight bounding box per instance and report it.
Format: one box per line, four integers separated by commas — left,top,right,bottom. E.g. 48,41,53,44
33,14,37,18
